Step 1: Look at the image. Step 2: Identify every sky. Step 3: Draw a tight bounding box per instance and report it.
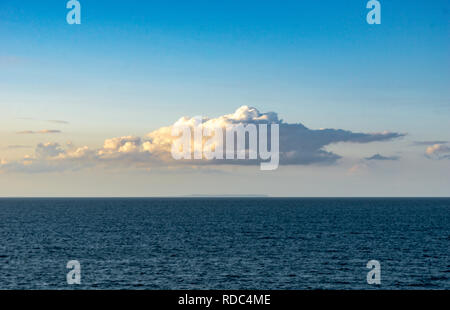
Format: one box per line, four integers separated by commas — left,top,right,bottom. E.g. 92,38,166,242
0,0,449,196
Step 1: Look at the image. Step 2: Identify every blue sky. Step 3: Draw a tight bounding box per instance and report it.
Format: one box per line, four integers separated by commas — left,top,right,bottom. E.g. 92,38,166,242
0,0,449,196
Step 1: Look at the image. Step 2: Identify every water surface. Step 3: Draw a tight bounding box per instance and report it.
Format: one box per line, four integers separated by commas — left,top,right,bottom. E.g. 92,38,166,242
0,198,448,289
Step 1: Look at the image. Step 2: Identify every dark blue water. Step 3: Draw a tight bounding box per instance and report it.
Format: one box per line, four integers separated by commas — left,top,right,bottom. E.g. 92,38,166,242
0,198,448,289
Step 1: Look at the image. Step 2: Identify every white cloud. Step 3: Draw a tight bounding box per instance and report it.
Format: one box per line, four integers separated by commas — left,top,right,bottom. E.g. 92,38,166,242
142,105,404,165
1,106,405,173
100,136,141,155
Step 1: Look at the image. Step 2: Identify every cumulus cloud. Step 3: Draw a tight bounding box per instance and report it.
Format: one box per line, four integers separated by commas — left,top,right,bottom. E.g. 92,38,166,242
142,106,404,166
1,106,405,173
425,143,450,160
365,154,399,161
100,136,141,154
35,143,65,159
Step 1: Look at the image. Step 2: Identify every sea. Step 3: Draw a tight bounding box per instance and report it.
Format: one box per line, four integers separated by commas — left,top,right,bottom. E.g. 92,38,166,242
0,198,448,289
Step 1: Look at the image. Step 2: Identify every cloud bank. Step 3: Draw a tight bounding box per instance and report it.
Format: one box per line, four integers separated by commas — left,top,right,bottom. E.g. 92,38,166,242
1,106,404,173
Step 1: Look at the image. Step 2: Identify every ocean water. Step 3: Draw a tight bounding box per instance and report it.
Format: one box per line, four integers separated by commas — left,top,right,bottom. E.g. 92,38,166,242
0,198,448,290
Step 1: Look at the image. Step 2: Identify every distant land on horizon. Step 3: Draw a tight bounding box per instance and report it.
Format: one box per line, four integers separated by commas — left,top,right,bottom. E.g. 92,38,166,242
182,194,271,198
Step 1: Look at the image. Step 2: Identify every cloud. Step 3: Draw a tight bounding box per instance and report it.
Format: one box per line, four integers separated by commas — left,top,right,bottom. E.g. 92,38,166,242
142,106,404,166
35,143,65,159
412,141,448,146
365,154,399,161
47,120,69,124
16,130,35,134
1,106,405,173
17,117,69,124
100,136,141,155
16,130,62,134
425,143,450,160
276,125,403,165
